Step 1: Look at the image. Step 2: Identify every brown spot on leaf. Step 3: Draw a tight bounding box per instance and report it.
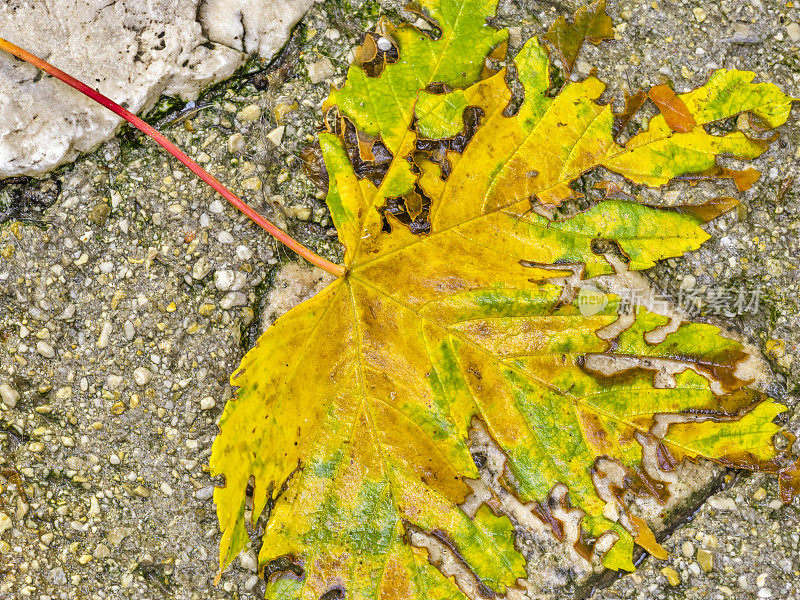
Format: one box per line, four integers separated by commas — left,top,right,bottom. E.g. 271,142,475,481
416,106,485,179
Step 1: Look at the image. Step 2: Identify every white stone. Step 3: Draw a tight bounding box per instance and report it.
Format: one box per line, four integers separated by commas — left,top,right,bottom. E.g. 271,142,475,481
707,495,737,511
192,256,213,280
267,125,285,146
97,321,113,349
37,341,55,358
220,292,247,310
679,274,696,291
787,22,800,43
306,57,335,83
123,321,136,341
239,549,258,572
236,245,253,260
195,486,214,500
214,270,236,291
218,231,235,244
0,383,20,408
227,133,246,153
245,575,260,591
200,396,216,410
133,367,153,386
0,0,315,177
209,199,225,214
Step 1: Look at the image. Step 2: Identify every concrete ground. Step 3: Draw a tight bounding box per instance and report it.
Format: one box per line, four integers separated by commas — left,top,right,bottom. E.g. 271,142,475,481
1,1,799,599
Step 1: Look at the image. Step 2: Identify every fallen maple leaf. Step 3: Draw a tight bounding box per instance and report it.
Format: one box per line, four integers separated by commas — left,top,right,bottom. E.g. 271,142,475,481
209,0,798,597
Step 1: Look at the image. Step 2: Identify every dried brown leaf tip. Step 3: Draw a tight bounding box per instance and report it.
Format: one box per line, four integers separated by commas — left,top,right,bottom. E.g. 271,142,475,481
613,89,647,139
649,83,698,133
544,0,614,76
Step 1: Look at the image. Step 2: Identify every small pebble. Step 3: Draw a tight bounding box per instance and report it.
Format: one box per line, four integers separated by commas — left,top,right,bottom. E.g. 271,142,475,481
220,292,247,310
192,256,213,280
697,548,713,573
236,245,252,261
209,199,224,214
237,104,262,122
37,341,55,358
754,487,767,501
661,566,681,587
241,176,262,191
218,231,235,244
200,396,216,410
133,367,153,386
93,544,111,559
88,202,111,225
306,57,334,83
245,575,260,591
65,457,83,470
708,495,736,511
0,513,12,534
292,206,312,221
240,549,258,572
227,133,245,153
214,269,235,291
97,321,112,349
132,485,151,498
0,383,20,408
680,274,696,291
681,540,694,558
787,22,800,43
195,486,214,500
267,125,285,146
123,321,136,341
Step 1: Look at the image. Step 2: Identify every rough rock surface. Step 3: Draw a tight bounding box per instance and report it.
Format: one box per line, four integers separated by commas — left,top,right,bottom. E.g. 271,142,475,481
0,0,314,178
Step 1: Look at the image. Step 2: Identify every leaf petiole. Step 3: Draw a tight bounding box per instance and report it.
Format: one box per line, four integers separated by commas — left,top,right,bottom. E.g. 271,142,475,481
0,36,346,278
